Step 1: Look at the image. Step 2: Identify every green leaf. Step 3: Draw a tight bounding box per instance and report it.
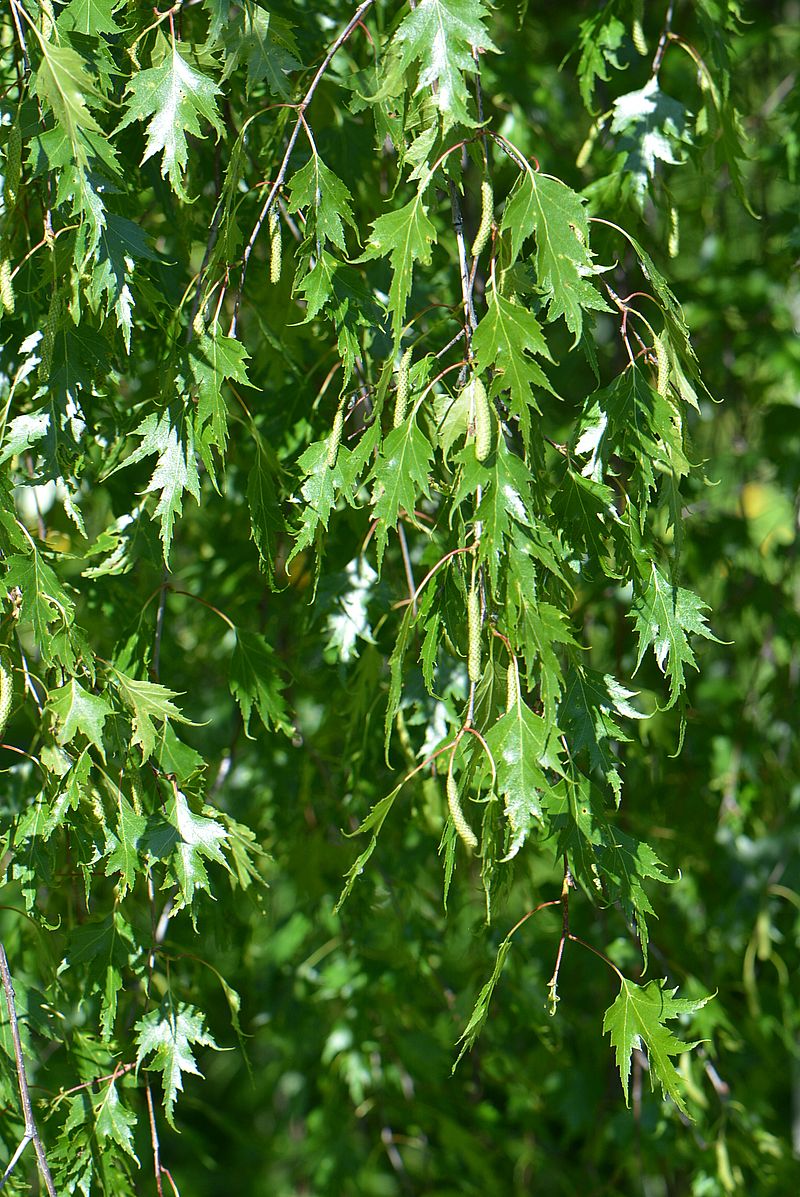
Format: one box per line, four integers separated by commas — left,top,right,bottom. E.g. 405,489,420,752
135,1002,219,1127
611,80,692,204
485,698,562,857
188,332,251,473
165,787,229,909
336,787,401,911
33,37,118,246
393,0,498,130
86,215,157,351
505,575,577,723
213,3,300,96
48,678,111,761
472,293,555,449
119,407,201,562
550,466,618,578
66,912,135,1039
0,411,51,464
111,669,190,760
631,563,719,706
230,628,292,735
559,666,644,802
603,978,711,1116
118,33,223,199
473,441,535,587
500,172,608,341
543,775,673,966
371,417,434,566
2,551,77,665
57,0,123,36
288,156,357,252
360,193,437,344
95,1081,139,1162
575,366,690,515
576,12,627,111
104,793,148,897
453,935,513,1069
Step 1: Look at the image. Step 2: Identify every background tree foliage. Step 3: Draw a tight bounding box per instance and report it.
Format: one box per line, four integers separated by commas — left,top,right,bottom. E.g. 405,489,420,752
0,1,798,1193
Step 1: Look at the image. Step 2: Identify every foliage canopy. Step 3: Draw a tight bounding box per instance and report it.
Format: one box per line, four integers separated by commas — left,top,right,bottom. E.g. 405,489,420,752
1,1,799,1193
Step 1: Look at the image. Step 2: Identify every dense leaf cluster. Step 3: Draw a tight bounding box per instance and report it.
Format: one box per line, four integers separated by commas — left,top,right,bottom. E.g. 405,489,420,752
0,1,798,1193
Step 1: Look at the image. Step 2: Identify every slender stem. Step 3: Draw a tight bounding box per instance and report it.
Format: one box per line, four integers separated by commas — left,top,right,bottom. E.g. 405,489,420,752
0,944,57,1196
145,1081,164,1197
651,0,675,76
567,933,625,982
54,1061,137,1102
230,0,376,334
403,545,472,612
505,899,561,940
448,181,477,355
8,0,30,74
546,859,573,1011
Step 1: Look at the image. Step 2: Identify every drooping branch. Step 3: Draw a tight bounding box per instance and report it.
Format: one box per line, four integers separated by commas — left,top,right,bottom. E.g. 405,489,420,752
0,944,57,1197
230,0,376,335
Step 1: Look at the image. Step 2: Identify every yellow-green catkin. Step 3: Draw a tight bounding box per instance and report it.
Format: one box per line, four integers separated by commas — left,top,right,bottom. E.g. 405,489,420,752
467,585,481,684
632,18,648,56
447,770,478,850
327,402,344,467
631,0,647,55
654,335,670,397
473,377,491,462
192,306,206,338
471,178,493,258
0,260,14,314
506,660,517,712
5,124,21,205
0,650,13,740
269,208,282,284
393,347,412,428
668,205,680,258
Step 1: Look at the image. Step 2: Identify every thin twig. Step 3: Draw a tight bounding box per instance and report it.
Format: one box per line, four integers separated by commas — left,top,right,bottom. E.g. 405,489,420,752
546,858,573,1012
652,1,675,75
145,1082,164,1197
448,182,478,355
0,944,57,1196
230,0,375,334
8,0,29,74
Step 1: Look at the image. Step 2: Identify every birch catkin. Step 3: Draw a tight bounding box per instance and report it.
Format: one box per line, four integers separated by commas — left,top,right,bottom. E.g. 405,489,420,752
467,585,481,684
447,770,478,850
506,660,517,712
473,377,492,462
327,402,344,467
654,335,670,397
269,208,282,284
471,178,493,258
0,650,13,740
668,205,680,259
0,260,14,314
632,19,648,56
393,347,412,428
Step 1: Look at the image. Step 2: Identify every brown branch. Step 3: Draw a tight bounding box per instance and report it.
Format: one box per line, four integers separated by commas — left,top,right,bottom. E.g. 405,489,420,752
145,1081,164,1197
0,944,57,1196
